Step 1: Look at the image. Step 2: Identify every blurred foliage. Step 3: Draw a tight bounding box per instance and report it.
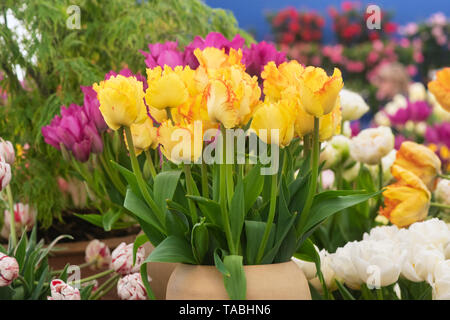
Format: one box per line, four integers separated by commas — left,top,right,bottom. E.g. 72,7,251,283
0,0,252,228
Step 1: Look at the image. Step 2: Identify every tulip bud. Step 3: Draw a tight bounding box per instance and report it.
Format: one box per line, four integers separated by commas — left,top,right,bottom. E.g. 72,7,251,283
339,89,370,121
47,279,81,300
85,239,111,269
111,242,145,275
409,82,427,103
0,139,15,165
0,253,19,287
0,157,11,192
3,203,36,235
342,162,360,182
117,273,150,300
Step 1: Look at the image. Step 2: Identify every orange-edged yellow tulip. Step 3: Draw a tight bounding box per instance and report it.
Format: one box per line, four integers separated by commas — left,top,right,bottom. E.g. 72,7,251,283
394,141,441,190
194,47,245,91
379,165,431,228
298,66,344,117
145,65,190,110
93,75,147,130
157,120,203,164
250,99,295,147
202,66,261,129
127,117,158,155
428,67,450,112
261,61,305,102
293,98,342,141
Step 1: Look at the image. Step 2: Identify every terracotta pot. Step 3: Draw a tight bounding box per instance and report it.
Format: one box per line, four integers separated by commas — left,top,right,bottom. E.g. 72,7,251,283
166,261,311,300
48,234,136,300
141,241,178,300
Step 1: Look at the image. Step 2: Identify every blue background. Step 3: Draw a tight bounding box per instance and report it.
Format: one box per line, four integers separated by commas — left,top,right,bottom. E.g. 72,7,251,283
205,0,450,41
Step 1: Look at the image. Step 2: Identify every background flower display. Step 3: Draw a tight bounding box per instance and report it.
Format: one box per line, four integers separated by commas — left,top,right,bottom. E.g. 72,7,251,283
399,12,450,81
267,7,325,45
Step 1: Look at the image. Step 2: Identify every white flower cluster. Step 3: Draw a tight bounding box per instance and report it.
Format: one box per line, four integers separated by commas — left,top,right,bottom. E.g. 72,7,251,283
293,218,450,300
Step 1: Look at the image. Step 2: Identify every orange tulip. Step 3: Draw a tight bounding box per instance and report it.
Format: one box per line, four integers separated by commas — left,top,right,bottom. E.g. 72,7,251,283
428,67,450,112
380,165,431,228
393,141,441,190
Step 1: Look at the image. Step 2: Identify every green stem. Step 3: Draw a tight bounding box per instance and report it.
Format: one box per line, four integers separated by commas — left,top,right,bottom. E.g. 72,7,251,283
430,202,450,210
220,125,236,255
255,172,278,264
145,150,157,179
166,108,174,125
6,185,16,248
124,126,165,232
51,260,96,275
378,162,383,190
15,275,30,294
201,162,209,198
296,117,320,236
90,274,121,300
438,173,450,180
69,269,115,286
376,288,384,300
183,164,198,223
99,153,126,196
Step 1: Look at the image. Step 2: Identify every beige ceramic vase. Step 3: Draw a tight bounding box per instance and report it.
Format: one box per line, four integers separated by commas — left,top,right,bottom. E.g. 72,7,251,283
166,261,311,300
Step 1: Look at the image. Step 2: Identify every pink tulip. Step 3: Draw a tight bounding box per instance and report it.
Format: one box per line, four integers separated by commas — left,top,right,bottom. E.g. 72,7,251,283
85,239,111,269
47,279,81,300
110,242,145,275
117,273,150,300
3,203,36,234
0,157,11,192
0,253,19,287
0,138,15,165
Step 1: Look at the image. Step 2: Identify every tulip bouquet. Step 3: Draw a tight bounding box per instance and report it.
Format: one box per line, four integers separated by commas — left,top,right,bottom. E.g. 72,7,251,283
87,34,380,299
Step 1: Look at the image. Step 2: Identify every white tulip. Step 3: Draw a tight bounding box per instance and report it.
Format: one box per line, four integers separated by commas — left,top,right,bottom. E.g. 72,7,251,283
408,218,450,252
320,142,339,170
339,89,370,121
0,157,11,192
0,139,15,165
408,82,427,102
430,260,450,300
435,179,450,211
401,245,445,282
363,225,400,242
329,242,363,290
349,239,406,288
349,126,395,165
292,249,337,293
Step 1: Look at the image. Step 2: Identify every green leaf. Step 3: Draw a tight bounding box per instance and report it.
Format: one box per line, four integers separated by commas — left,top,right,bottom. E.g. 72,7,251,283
165,209,190,238
124,188,165,234
229,179,245,247
335,280,356,300
223,255,246,300
74,213,103,228
300,190,380,235
145,236,196,264
140,264,156,300
213,249,230,277
244,220,275,265
153,170,182,212
243,164,264,213
295,238,329,299
15,232,28,270
102,209,122,231
187,195,222,227
110,160,141,198
191,218,209,264
133,234,149,265
262,181,297,264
